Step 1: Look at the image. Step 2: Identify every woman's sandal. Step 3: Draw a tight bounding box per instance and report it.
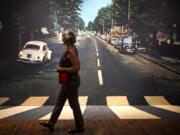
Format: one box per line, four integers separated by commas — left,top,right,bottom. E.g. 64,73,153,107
68,127,85,134
39,121,54,131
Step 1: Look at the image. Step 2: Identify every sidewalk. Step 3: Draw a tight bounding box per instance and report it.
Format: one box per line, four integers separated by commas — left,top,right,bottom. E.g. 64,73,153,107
138,48,180,75
0,119,179,135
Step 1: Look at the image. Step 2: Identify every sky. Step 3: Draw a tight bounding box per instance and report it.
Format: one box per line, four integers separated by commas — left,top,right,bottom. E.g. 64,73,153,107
80,0,112,26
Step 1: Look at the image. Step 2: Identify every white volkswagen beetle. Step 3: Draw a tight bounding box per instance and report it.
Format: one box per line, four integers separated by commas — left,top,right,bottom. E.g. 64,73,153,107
17,41,52,64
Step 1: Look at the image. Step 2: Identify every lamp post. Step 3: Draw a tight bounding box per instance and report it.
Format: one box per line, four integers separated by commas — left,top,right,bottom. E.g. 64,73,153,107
128,0,131,35
111,19,114,29
102,19,104,35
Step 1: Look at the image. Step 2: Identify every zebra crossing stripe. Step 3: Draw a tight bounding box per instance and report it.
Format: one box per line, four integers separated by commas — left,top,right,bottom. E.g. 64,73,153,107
0,106,39,119
40,96,88,120
106,96,129,106
39,106,86,120
64,96,88,106
0,97,9,105
144,96,170,105
109,106,160,119
0,96,179,120
21,96,49,106
0,96,176,106
152,105,180,114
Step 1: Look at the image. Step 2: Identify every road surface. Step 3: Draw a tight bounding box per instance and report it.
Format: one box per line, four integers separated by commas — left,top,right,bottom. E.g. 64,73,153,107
0,36,180,120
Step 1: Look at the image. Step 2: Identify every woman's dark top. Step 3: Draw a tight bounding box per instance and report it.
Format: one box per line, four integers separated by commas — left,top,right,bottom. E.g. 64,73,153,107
59,45,80,85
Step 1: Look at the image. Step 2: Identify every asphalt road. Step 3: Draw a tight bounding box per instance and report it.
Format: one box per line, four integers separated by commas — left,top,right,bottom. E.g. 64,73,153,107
0,37,180,106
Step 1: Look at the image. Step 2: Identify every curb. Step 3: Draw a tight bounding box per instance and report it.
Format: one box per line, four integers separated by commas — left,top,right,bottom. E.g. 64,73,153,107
138,53,180,75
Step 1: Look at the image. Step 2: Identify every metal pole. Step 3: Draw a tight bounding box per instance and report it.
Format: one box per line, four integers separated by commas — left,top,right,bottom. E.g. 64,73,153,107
103,20,104,35
128,0,131,20
128,0,131,35
111,18,114,29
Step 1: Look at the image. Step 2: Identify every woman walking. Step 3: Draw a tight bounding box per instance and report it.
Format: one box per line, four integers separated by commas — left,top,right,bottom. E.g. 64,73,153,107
39,31,84,134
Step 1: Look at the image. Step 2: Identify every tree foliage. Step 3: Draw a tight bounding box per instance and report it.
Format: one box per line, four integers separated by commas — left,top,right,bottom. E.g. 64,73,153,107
0,0,84,58
93,5,113,33
93,0,180,36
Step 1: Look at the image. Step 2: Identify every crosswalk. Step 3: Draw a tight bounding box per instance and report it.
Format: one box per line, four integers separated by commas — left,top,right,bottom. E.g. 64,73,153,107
0,96,180,120
0,96,176,106
21,96,49,106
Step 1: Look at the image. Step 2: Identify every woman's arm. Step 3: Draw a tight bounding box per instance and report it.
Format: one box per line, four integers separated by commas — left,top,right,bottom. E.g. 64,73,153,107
56,48,80,73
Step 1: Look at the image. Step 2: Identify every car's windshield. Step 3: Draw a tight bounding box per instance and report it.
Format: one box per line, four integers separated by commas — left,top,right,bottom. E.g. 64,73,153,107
24,44,40,50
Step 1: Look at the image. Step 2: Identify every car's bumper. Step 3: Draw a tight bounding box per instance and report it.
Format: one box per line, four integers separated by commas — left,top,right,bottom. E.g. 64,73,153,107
17,58,42,64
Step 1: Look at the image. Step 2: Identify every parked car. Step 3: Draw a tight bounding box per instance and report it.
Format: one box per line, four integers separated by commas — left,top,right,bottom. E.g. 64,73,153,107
17,41,52,64
118,36,138,54
111,37,119,46
114,37,123,49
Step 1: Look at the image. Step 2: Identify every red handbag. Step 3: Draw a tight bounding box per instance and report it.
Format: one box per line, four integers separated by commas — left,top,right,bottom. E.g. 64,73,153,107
58,71,69,85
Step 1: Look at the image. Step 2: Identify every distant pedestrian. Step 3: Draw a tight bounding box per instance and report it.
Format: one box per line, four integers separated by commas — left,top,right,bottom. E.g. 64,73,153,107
39,30,84,134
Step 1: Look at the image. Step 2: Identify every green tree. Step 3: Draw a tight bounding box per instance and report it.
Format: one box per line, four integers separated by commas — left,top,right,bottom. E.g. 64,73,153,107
52,0,84,30
93,5,113,33
75,16,85,30
87,21,93,31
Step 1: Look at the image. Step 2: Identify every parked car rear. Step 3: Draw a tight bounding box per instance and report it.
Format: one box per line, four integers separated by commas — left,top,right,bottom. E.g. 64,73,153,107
17,41,52,64
119,36,138,54
111,37,119,46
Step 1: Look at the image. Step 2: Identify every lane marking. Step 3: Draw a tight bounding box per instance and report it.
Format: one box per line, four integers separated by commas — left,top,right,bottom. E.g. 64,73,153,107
98,70,103,86
39,106,86,120
64,96,88,106
96,47,98,52
96,52,99,57
144,96,170,105
97,59,100,67
0,97,9,105
21,96,49,106
106,96,129,106
0,106,39,119
109,106,160,119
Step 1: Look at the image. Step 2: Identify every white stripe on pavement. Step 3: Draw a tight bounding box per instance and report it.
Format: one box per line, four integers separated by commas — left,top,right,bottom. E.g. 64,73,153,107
144,96,170,105
96,52,99,57
97,59,100,67
39,106,86,120
0,106,39,119
96,47,98,52
109,106,160,119
0,97,9,105
21,96,49,106
152,105,180,114
98,70,103,86
106,96,129,106
64,96,88,106
40,96,88,120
